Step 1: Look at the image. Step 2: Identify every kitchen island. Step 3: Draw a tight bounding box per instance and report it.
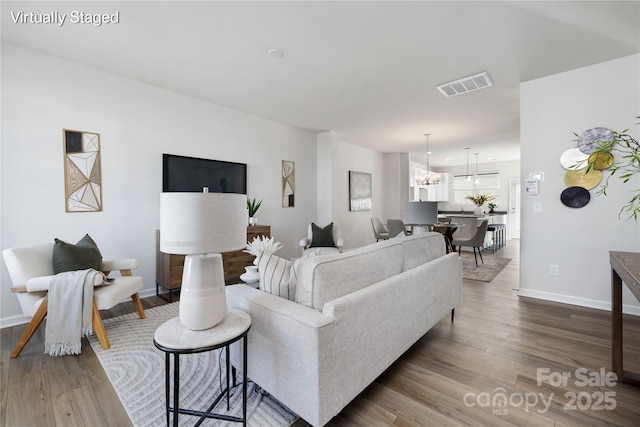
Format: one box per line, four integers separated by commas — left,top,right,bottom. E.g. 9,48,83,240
442,213,507,244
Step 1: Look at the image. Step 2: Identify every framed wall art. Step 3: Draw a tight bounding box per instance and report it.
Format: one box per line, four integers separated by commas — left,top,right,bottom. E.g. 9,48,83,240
349,170,372,211
282,160,295,207
63,129,103,212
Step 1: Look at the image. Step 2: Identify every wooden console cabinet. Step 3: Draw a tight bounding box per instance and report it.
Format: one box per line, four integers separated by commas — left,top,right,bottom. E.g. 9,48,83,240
156,225,270,301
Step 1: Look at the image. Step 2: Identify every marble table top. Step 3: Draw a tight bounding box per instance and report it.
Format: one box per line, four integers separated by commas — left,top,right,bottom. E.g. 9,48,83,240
154,309,251,351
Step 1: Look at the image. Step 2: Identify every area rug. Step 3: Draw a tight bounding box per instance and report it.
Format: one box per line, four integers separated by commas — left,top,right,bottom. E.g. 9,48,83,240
460,253,511,282
88,303,298,426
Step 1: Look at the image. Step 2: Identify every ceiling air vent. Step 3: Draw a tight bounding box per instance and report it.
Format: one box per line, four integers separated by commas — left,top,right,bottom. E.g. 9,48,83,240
436,72,493,97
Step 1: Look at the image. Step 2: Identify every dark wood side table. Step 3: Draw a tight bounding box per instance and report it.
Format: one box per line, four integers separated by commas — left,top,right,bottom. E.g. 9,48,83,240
610,251,640,387
153,310,251,426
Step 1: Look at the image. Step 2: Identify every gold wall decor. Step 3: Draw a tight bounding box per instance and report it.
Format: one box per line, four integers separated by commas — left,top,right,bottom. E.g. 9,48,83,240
282,160,295,207
63,129,103,212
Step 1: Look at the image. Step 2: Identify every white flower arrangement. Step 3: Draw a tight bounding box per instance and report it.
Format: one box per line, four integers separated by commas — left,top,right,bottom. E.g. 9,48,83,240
243,236,283,258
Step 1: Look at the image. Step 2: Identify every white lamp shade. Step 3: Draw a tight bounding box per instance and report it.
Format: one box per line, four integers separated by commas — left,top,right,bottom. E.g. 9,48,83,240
160,192,247,254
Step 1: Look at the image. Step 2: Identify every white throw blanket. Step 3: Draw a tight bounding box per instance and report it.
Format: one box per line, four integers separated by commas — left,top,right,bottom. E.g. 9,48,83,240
45,269,111,356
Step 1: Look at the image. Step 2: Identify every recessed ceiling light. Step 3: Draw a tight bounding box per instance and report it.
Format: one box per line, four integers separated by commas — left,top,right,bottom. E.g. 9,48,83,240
267,48,284,58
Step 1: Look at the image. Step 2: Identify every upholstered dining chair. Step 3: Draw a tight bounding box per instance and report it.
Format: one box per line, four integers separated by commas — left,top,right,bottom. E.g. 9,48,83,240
3,241,145,358
451,220,489,267
371,217,389,241
387,219,412,238
299,222,344,255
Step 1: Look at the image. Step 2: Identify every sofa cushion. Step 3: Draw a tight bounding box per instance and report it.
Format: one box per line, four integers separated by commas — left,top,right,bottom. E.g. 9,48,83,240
296,239,404,310
258,254,294,301
399,232,446,271
52,234,102,274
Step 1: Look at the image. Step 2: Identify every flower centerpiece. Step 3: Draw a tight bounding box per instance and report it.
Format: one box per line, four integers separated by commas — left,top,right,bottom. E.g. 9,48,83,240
465,193,496,215
240,235,283,283
243,235,283,265
465,193,496,207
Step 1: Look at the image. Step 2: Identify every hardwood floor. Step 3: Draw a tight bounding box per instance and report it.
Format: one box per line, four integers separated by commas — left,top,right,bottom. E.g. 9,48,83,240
2,240,639,426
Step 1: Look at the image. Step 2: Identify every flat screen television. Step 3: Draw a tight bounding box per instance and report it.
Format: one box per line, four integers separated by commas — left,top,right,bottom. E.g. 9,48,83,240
162,154,247,194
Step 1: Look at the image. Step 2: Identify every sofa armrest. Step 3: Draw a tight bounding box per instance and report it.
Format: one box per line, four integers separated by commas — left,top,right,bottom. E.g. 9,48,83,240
226,284,333,329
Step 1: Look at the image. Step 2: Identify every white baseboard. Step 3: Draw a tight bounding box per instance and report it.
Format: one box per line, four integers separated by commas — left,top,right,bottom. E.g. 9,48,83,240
517,289,640,316
0,314,30,329
0,287,161,329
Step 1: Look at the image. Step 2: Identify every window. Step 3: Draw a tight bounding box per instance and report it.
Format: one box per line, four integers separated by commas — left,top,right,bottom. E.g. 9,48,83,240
453,172,500,205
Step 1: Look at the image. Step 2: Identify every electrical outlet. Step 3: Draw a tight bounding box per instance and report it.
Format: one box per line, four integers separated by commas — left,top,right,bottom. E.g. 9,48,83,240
549,264,559,276
533,202,543,213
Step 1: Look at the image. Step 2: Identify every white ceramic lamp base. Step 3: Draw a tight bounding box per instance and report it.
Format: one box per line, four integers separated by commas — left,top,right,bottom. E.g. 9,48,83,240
179,253,227,330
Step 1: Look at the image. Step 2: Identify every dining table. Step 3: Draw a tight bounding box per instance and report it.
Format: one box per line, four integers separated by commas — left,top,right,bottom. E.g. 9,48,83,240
432,223,459,253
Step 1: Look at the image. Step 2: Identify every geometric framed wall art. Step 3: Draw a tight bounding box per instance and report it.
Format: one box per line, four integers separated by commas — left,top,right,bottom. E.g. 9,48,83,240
282,160,295,207
63,129,103,212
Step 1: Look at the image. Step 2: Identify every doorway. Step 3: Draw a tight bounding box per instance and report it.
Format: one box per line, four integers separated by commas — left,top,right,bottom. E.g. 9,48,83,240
509,178,521,239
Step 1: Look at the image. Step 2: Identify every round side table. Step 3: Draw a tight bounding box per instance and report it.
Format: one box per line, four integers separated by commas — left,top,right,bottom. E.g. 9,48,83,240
153,309,251,427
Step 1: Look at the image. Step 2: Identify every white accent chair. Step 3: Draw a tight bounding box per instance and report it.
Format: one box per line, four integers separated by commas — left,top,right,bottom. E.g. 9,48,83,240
299,223,344,255
3,242,145,358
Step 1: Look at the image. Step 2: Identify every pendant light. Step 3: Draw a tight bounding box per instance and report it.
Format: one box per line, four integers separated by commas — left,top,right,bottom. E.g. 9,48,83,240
474,153,480,184
465,148,471,182
415,133,440,186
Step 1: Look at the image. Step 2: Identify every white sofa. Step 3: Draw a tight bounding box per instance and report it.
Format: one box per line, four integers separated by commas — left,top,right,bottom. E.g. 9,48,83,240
227,232,463,426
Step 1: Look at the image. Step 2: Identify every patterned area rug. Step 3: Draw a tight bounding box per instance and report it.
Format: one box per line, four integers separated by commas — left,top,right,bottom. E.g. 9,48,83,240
88,303,298,426
461,252,511,282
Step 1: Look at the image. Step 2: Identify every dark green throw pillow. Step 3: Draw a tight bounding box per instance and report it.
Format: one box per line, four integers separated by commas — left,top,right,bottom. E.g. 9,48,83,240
52,234,103,274
310,223,335,248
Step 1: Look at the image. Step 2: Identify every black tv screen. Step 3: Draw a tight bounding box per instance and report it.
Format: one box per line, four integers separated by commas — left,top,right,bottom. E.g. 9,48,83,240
163,154,247,194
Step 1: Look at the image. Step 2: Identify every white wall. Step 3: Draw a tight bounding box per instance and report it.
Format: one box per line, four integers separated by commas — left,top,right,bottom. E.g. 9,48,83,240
1,43,318,326
316,131,387,250
334,137,388,249
381,152,410,221
519,54,640,314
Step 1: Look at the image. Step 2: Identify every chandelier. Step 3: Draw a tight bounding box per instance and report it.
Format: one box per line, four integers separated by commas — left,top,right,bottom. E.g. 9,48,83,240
415,133,441,186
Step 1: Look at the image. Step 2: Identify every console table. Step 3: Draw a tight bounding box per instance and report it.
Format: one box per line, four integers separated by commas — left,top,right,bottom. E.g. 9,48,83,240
156,225,270,301
610,251,640,386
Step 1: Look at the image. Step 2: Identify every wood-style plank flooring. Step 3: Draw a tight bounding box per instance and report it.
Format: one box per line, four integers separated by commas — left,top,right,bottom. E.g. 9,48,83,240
2,240,639,426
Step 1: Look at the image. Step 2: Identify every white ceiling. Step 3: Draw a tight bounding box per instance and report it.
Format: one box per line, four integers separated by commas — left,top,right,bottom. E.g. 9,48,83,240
2,1,639,167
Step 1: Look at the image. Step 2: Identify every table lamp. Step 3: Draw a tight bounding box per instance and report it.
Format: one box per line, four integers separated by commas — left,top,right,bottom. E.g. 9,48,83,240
160,191,247,330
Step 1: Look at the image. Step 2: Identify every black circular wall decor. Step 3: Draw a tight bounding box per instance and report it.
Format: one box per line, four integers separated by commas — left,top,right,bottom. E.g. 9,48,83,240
560,186,591,208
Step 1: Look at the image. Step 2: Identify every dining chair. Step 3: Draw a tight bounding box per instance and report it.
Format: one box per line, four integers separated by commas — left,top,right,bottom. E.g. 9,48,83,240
371,217,389,241
387,219,411,238
451,220,489,267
